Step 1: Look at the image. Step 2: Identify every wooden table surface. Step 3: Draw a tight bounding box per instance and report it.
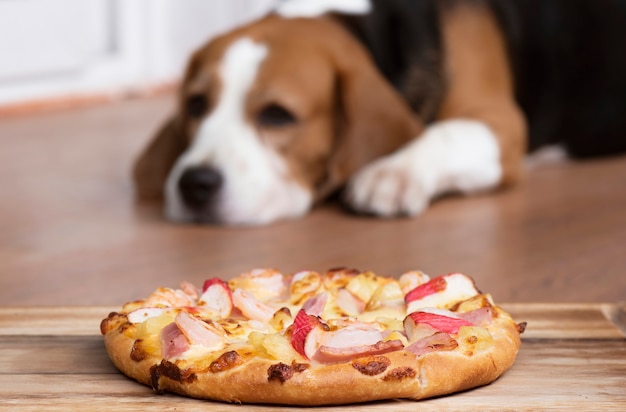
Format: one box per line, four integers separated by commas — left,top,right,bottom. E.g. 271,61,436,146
1,303,624,411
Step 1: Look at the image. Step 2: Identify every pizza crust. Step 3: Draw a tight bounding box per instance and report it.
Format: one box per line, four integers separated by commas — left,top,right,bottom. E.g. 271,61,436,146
102,308,521,405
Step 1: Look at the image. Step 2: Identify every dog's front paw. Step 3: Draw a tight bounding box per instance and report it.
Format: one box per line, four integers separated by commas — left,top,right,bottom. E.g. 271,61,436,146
344,153,432,217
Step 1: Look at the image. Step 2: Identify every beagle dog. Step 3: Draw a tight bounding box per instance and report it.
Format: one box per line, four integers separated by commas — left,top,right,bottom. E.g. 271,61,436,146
134,0,626,225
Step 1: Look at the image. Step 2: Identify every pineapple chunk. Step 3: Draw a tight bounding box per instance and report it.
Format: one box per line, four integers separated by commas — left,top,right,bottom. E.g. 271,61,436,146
366,281,404,311
263,333,302,361
133,311,179,357
135,310,178,337
269,307,293,332
290,271,321,305
248,332,302,361
457,326,494,356
455,294,495,313
248,332,271,357
345,272,380,303
384,330,408,346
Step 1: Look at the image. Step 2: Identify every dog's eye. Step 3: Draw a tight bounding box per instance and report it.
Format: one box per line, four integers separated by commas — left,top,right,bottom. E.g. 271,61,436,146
257,104,297,127
186,94,208,118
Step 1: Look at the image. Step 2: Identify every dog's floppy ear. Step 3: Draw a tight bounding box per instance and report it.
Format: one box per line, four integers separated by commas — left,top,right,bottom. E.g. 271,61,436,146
317,30,424,198
133,116,187,200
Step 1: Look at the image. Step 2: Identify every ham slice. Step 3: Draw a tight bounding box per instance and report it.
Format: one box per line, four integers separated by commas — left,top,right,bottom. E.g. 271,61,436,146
313,339,404,363
405,332,458,356
161,323,189,360
160,312,228,360
302,292,328,316
457,306,494,326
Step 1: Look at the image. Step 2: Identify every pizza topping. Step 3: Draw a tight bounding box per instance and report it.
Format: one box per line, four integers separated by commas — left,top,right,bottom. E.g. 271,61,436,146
290,271,322,304
198,278,233,318
269,307,293,331
209,350,243,373
174,311,226,351
405,311,474,336
301,292,328,316
399,270,431,294
143,287,196,308
249,330,303,361
457,326,494,356
161,323,189,360
405,276,448,303
345,272,380,303
232,288,276,322
457,306,494,326
127,307,172,324
229,268,286,301
300,320,401,363
322,267,360,290
366,281,404,311
315,339,403,363
452,293,495,312
405,273,479,312
292,311,394,363
404,319,440,343
179,281,200,300
405,332,459,356
321,324,384,347
201,278,223,293
290,309,324,358
351,355,391,376
335,287,366,316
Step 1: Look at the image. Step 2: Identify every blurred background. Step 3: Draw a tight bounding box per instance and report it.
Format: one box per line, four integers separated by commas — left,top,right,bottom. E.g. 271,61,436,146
0,0,273,110
0,0,625,307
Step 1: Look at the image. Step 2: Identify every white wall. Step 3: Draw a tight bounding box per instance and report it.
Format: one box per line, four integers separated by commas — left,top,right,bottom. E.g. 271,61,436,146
0,0,275,106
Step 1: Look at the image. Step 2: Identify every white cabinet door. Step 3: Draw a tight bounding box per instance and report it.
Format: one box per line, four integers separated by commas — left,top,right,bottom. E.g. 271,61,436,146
0,0,111,79
0,0,275,106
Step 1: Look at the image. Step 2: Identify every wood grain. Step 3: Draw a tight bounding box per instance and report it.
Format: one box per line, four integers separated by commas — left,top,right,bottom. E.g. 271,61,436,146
0,305,625,410
0,96,626,306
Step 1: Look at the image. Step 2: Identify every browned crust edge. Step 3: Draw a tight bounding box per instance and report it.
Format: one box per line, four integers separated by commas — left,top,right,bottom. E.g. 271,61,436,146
102,309,521,406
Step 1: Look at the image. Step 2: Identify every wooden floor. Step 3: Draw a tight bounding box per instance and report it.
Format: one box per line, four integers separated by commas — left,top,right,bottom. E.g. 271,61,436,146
1,95,625,306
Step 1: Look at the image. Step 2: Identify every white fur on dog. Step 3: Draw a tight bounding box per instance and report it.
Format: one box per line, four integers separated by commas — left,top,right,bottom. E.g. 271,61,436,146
276,0,371,18
345,120,502,216
165,38,312,225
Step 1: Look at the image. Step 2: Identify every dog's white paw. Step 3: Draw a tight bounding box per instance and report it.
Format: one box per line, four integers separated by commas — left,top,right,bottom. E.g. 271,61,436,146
344,120,503,218
345,153,432,217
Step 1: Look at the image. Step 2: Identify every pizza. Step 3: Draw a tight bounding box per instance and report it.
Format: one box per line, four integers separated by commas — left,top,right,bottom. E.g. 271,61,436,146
100,268,526,405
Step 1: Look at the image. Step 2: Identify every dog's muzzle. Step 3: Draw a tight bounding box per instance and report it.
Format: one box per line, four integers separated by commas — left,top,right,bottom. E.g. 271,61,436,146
178,166,223,212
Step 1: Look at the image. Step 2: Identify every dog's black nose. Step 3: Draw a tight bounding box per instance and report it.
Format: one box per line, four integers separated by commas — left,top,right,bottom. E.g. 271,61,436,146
178,166,223,210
